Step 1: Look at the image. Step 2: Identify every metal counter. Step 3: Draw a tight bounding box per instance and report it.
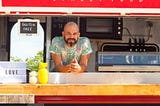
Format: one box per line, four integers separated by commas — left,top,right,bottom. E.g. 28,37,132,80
48,72,160,84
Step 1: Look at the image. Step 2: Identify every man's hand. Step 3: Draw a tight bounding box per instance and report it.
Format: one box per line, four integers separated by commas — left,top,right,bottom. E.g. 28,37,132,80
70,58,82,72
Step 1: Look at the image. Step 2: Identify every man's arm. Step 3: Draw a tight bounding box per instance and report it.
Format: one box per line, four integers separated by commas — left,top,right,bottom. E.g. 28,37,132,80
51,52,91,73
80,54,91,72
50,53,71,72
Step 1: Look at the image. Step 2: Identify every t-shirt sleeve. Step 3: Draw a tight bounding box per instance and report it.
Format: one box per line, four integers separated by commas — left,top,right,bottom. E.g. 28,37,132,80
50,37,61,54
81,37,93,55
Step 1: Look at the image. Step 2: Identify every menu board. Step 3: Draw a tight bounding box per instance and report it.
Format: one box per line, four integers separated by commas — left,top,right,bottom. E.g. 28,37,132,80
20,21,37,34
18,19,39,35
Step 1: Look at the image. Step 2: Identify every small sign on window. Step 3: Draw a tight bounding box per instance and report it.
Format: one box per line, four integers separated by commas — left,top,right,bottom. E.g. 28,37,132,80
18,19,40,36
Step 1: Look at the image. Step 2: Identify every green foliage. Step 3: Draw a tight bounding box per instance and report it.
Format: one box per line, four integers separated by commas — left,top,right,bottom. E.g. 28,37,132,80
25,51,44,72
10,51,44,72
10,56,23,62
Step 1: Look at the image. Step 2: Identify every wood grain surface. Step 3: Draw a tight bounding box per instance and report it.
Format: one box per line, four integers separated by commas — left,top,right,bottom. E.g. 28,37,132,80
0,84,160,95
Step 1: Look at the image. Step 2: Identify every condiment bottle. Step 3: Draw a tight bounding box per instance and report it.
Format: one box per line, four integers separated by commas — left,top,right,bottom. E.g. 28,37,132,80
38,62,48,84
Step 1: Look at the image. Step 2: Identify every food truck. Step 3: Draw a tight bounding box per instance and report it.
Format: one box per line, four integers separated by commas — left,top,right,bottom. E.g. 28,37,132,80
1,0,160,104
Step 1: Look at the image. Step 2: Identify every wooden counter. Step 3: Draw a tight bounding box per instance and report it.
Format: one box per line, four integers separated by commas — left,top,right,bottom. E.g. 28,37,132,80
1,84,160,104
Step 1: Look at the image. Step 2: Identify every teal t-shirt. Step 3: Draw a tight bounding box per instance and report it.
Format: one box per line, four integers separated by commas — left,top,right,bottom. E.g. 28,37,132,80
50,37,92,65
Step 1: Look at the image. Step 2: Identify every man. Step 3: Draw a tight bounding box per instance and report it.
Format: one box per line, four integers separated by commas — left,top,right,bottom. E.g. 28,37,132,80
50,22,92,73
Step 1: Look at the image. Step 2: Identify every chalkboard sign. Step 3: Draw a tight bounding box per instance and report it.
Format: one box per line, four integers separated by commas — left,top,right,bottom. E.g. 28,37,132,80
18,19,39,35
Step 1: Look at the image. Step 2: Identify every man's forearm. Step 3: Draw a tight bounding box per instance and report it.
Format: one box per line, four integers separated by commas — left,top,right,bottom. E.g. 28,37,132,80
56,64,86,73
56,64,71,73
79,64,87,72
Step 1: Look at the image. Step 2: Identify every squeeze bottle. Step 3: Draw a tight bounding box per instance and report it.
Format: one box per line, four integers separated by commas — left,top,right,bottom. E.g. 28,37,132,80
38,62,48,84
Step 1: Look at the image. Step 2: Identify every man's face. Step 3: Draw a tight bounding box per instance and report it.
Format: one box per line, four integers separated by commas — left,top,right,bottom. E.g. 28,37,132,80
62,25,80,47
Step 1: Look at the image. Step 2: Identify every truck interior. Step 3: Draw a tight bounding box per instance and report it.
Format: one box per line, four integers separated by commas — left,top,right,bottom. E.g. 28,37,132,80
0,15,160,73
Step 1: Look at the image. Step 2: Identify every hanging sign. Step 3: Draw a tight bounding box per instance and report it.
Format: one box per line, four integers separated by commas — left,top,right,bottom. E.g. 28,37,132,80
18,19,40,36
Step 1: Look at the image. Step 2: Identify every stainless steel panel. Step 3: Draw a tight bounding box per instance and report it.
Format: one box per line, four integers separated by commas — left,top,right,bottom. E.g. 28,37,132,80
48,72,160,84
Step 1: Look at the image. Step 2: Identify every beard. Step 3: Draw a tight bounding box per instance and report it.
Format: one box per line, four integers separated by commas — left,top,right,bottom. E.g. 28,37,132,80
64,37,78,47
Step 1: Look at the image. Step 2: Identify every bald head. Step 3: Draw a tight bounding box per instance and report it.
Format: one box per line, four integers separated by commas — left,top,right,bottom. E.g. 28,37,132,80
64,22,79,32
62,22,80,47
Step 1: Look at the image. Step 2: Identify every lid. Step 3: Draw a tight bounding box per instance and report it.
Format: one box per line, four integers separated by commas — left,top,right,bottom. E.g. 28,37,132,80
39,62,47,68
